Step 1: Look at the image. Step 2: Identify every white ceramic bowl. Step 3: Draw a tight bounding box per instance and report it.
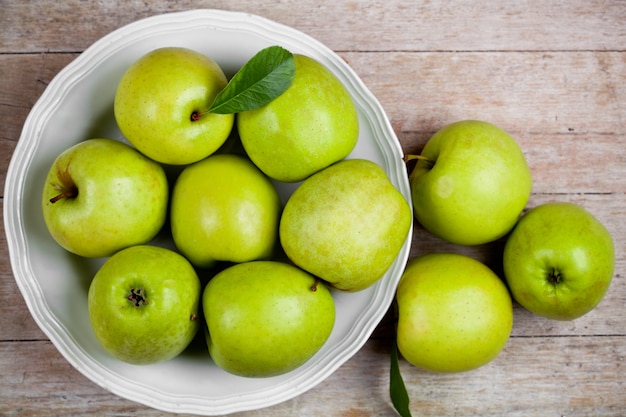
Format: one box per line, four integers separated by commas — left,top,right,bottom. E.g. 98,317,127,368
4,9,412,415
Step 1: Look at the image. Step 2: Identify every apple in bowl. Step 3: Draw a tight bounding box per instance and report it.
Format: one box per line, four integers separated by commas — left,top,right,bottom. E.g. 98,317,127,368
88,245,202,365
41,138,169,258
114,47,235,165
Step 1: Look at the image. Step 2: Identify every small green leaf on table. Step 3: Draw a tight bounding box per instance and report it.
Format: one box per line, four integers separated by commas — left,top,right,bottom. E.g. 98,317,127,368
390,339,412,417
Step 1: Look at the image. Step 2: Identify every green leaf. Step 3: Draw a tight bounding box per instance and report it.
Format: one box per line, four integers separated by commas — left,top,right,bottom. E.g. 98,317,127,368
390,339,412,417
209,45,295,114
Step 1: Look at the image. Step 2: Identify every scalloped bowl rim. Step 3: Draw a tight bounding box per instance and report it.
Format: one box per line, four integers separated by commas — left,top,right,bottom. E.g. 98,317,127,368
4,9,413,415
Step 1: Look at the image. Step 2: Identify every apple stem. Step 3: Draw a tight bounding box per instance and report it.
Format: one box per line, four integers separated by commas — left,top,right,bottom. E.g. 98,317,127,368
49,188,77,204
190,110,208,121
190,314,199,321
403,154,433,163
310,279,321,292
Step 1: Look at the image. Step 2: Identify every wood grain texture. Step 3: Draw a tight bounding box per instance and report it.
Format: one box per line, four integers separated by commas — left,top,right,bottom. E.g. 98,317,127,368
2,1,626,53
2,336,625,417
1,1,625,416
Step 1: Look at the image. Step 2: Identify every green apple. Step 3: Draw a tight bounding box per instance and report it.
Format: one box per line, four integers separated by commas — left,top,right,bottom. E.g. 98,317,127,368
279,159,412,291
88,245,201,364
203,261,335,377
396,253,513,373
237,54,359,182
41,138,168,258
503,202,614,320
114,47,234,165
170,153,281,268
408,120,532,245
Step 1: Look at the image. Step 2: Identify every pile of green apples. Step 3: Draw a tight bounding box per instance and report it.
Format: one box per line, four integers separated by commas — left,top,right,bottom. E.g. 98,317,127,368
396,120,615,374
40,43,615,385
40,46,413,377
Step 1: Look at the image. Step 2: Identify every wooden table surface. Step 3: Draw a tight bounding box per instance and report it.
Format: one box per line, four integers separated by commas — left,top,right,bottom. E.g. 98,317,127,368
2,1,625,416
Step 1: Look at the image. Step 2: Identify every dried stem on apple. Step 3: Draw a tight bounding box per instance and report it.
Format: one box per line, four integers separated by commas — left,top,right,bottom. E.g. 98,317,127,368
127,288,147,307
403,154,433,164
49,163,78,203
403,153,435,176
310,278,321,292
49,189,77,204
190,109,209,121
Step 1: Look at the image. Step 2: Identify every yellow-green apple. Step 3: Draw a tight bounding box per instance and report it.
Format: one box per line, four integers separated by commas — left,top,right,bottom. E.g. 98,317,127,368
114,47,234,165
396,253,513,373
203,261,335,377
237,54,359,182
408,120,532,245
41,138,168,258
279,159,412,291
88,245,201,364
503,202,614,320
170,153,281,268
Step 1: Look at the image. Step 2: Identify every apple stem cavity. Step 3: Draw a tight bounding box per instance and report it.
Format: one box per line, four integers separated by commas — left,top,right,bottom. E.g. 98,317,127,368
127,288,147,307
547,268,563,285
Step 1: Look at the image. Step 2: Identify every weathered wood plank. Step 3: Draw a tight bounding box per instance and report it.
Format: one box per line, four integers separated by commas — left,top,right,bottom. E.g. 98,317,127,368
3,193,624,340
398,334,626,417
2,1,625,53
2,51,625,193
1,336,625,417
0,205,50,341
344,51,626,141
0,53,78,192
